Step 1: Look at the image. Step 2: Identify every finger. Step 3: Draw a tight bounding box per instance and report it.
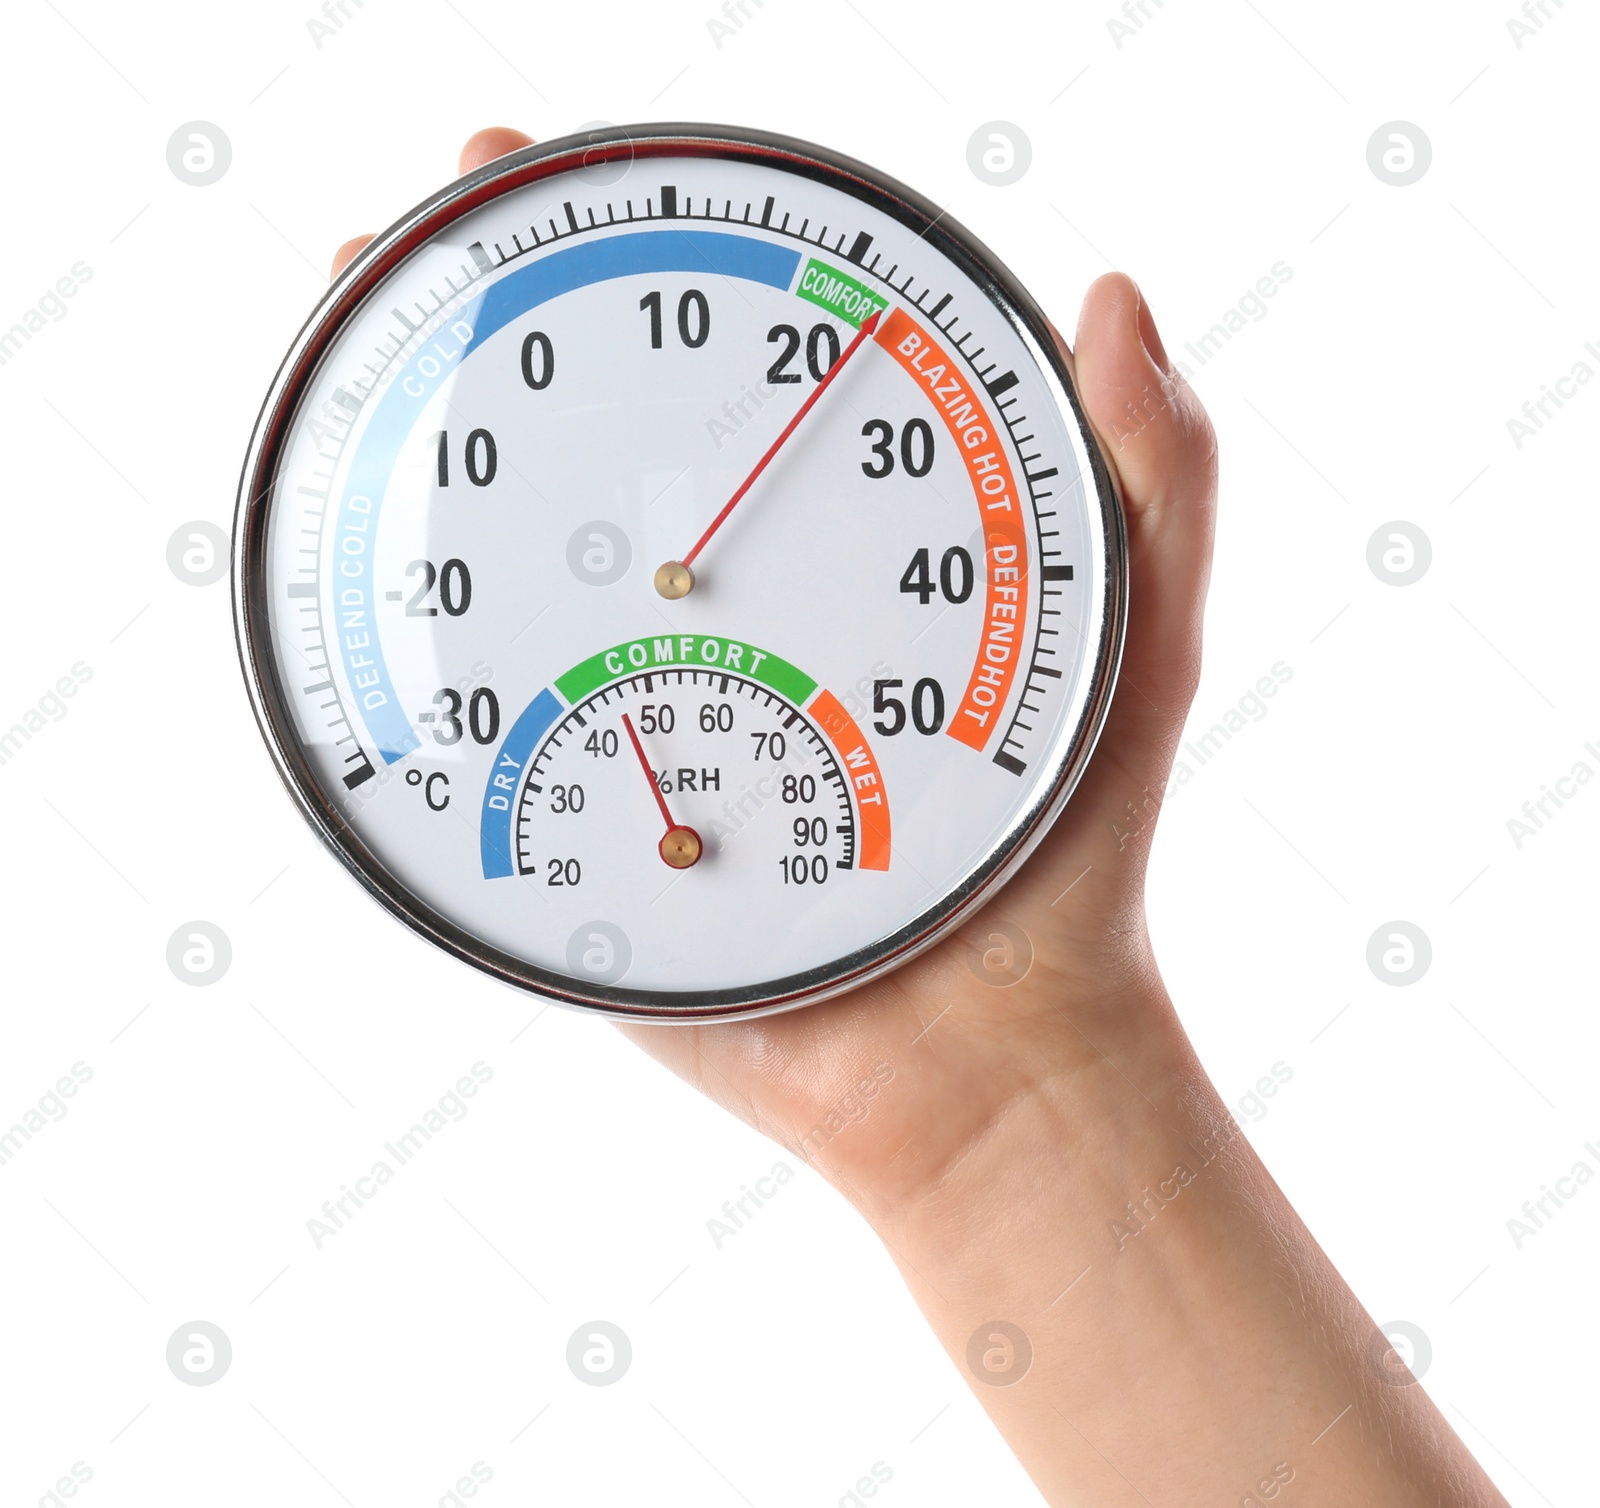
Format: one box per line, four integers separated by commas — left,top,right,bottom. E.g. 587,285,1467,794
330,127,536,279
1072,273,1218,756
990,275,1219,917
330,234,375,280
459,127,536,176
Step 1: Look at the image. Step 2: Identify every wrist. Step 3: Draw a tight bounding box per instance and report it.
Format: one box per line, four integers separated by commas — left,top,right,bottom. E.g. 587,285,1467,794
837,970,1205,1243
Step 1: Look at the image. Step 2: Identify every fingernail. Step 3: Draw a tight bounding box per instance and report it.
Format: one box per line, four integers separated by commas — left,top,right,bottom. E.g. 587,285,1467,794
1132,282,1173,374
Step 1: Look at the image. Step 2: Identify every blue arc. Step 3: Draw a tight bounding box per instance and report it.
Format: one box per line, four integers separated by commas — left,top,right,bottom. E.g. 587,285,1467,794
480,687,563,878
332,230,804,765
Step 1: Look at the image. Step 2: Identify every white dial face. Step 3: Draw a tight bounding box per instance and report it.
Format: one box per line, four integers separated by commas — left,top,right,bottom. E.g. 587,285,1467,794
243,132,1121,1016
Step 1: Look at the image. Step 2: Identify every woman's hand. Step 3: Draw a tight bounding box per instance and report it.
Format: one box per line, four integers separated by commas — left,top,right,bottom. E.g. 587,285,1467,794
334,126,1506,1508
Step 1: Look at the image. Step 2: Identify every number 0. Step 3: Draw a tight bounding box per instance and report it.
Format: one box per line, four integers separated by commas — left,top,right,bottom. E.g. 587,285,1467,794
520,330,554,389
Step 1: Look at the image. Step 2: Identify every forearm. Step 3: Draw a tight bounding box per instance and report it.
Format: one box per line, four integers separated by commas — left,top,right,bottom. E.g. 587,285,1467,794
848,984,1507,1508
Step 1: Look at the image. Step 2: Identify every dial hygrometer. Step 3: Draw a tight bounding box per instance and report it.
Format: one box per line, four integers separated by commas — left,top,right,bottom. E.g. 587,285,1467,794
233,123,1126,1020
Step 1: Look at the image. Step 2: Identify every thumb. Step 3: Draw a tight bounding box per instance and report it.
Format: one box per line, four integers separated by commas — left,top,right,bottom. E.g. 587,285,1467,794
1070,273,1218,779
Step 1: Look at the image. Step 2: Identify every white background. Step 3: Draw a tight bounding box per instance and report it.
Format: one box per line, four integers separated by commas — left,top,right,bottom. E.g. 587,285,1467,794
0,2,1594,1504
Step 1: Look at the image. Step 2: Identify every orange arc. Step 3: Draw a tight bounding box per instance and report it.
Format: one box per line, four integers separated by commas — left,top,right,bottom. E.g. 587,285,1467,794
875,307,1029,752
811,690,890,872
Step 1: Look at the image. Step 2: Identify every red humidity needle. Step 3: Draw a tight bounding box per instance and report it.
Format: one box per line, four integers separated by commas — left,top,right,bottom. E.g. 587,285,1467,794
620,712,702,869
655,309,883,598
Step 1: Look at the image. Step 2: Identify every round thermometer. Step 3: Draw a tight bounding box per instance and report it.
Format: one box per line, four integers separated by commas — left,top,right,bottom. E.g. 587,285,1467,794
234,124,1125,1020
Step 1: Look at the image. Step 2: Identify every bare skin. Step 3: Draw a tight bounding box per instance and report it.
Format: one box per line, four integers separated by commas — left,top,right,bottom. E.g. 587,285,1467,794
337,128,1509,1507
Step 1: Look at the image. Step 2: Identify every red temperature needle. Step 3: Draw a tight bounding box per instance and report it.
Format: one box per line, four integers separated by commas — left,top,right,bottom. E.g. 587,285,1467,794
654,308,883,599
620,712,702,869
